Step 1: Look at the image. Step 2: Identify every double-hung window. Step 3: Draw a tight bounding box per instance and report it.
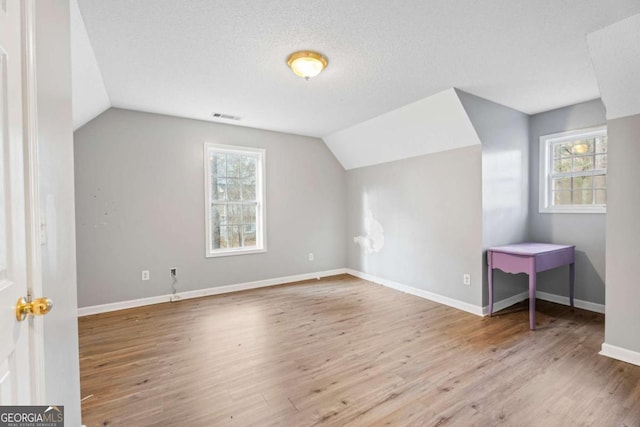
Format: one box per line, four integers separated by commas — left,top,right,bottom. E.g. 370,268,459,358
539,126,607,213
204,143,266,257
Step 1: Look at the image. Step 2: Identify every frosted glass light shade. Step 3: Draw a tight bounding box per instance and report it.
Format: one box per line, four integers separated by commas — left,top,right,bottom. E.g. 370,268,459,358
287,51,328,79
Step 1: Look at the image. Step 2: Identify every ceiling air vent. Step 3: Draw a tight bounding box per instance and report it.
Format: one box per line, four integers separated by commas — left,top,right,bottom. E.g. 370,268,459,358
211,112,241,121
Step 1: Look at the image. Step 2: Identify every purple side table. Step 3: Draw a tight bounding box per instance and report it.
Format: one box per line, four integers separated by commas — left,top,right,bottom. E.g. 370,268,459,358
487,243,575,330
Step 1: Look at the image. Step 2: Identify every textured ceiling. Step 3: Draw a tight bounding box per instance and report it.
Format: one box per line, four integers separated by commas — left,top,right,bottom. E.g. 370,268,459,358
325,89,480,170
587,14,640,120
77,0,640,138
70,0,110,129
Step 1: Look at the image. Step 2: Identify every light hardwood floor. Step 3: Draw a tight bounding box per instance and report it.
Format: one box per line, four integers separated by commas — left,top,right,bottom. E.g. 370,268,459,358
79,274,640,426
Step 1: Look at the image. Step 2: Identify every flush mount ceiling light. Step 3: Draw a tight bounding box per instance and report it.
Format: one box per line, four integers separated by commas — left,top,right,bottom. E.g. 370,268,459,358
287,51,328,80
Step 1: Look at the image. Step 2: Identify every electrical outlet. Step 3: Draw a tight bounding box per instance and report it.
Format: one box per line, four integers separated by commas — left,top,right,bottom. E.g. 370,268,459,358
170,268,177,277
142,270,150,281
308,253,314,261
463,274,471,286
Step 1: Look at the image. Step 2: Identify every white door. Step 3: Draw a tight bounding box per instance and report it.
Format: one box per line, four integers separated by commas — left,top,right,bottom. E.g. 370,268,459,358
0,0,34,404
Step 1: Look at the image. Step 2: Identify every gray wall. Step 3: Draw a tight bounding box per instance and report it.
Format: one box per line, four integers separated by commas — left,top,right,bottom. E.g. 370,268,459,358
458,91,530,306
605,113,640,353
74,108,346,307
75,97,610,317
528,99,606,304
35,1,81,423
346,145,483,306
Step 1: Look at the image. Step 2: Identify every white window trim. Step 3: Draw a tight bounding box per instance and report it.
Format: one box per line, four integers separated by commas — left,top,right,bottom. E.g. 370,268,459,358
204,142,267,258
538,125,607,214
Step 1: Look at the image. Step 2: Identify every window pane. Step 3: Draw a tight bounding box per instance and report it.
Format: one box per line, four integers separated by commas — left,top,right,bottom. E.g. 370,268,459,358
595,189,606,204
243,225,256,246
594,174,606,188
596,137,607,154
553,157,572,173
218,225,228,248
227,154,242,177
211,225,222,249
211,204,225,250
210,154,225,200
242,204,256,225
572,176,592,191
242,177,256,200
211,177,226,200
554,142,573,158
573,190,593,205
572,155,594,172
227,204,242,225
553,177,571,191
595,154,607,170
227,226,242,248
215,154,227,178
553,191,572,205
227,178,241,201
212,204,227,225
240,156,256,179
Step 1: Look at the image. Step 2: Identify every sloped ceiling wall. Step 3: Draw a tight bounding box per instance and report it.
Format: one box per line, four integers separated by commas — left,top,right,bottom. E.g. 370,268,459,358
587,13,640,120
70,0,110,130
322,88,481,170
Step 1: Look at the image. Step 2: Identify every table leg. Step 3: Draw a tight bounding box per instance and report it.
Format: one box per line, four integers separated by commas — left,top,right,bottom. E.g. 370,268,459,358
529,261,536,330
569,262,575,307
488,253,494,316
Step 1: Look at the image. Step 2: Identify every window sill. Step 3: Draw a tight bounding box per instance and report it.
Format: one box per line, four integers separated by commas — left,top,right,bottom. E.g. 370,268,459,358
539,206,606,214
206,247,267,258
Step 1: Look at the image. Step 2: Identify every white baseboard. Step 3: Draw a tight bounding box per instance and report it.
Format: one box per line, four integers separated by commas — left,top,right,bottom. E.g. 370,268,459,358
600,343,640,367
535,291,605,314
482,291,529,316
483,291,605,315
346,269,485,316
79,267,606,318
78,268,348,316
345,269,605,318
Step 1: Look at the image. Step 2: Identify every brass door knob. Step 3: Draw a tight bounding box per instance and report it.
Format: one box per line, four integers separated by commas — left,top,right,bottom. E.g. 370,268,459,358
16,297,53,321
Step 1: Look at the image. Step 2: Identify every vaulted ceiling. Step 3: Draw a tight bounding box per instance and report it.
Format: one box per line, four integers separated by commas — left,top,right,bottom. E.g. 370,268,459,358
72,0,640,136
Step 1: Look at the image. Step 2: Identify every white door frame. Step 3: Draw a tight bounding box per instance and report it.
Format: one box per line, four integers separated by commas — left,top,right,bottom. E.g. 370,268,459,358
20,0,46,403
